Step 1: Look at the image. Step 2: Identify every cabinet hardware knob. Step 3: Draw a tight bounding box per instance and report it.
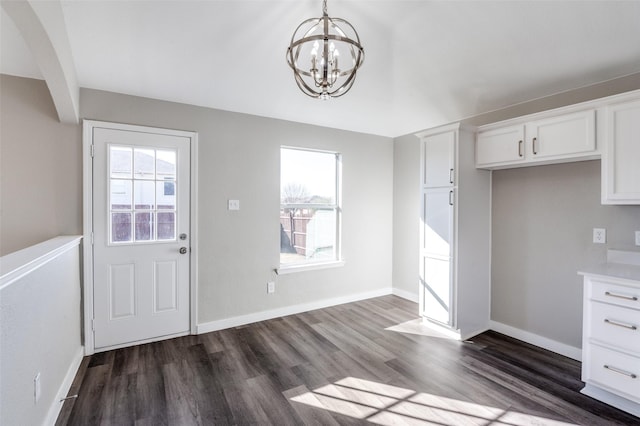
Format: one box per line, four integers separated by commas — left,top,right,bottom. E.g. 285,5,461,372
449,168,454,184
605,291,638,301
449,190,454,206
532,137,538,155
604,364,637,379
604,318,637,330
518,140,523,157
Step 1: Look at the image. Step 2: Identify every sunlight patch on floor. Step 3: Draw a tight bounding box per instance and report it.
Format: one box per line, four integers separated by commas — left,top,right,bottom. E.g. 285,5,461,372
385,318,460,340
289,377,578,425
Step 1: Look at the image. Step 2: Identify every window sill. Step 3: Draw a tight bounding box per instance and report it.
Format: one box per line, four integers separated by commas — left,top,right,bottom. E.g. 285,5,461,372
276,260,345,275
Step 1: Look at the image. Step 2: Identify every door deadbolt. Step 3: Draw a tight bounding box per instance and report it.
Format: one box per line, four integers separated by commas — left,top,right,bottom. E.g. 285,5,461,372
179,247,188,254
179,233,187,240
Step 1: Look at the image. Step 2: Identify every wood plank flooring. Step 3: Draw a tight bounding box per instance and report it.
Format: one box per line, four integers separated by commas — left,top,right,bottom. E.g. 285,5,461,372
56,296,638,425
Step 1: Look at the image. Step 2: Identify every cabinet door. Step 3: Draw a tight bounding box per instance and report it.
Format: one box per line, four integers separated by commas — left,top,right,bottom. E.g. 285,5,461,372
476,125,525,168
421,256,453,326
420,188,454,326
603,99,640,204
422,131,455,188
526,109,596,160
421,188,454,258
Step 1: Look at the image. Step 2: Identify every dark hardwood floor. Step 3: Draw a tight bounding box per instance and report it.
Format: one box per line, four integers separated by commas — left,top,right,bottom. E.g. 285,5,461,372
56,296,638,425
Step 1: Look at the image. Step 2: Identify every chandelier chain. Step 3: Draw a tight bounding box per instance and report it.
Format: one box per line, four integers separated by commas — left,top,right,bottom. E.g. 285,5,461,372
323,0,327,15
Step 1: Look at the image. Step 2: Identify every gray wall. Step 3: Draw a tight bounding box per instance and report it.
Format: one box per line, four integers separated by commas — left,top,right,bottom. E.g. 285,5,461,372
80,88,394,324
492,161,640,347
392,73,640,349
391,133,420,299
0,75,82,255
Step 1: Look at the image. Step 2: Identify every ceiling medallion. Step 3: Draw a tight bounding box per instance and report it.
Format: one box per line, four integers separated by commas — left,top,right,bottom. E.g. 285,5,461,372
286,0,365,100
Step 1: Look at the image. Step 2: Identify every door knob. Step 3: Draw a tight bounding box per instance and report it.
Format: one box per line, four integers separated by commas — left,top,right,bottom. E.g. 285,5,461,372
179,247,188,254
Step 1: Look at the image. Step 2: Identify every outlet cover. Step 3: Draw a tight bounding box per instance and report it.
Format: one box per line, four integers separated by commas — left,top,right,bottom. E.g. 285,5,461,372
635,231,640,246
593,228,606,244
267,281,275,294
228,199,240,211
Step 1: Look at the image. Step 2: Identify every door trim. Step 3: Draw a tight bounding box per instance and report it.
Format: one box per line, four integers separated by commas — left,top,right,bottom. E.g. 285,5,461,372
82,120,199,355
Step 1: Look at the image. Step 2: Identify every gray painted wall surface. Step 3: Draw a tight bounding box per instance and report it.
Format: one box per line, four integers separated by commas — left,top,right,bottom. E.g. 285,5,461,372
0,75,82,255
492,161,640,348
80,88,394,324
392,133,420,299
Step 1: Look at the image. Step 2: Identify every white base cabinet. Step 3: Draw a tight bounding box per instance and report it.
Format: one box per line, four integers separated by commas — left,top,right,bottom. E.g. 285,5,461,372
579,251,640,418
418,123,491,339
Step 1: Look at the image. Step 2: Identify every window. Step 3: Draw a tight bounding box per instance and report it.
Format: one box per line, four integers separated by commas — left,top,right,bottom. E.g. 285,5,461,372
109,145,177,244
280,147,341,268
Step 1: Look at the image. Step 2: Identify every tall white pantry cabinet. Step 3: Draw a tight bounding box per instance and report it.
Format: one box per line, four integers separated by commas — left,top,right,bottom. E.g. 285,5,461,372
417,123,492,339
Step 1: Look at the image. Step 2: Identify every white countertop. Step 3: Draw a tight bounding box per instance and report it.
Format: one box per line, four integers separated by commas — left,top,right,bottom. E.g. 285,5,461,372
578,249,640,285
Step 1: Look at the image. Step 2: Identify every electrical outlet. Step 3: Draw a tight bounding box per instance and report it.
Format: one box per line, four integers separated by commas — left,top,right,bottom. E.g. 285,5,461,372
267,281,275,294
635,231,640,246
593,228,606,244
228,199,240,211
34,372,41,403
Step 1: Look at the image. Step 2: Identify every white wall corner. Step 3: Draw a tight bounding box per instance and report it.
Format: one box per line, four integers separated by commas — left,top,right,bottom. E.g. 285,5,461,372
392,287,419,303
489,320,582,361
2,0,79,124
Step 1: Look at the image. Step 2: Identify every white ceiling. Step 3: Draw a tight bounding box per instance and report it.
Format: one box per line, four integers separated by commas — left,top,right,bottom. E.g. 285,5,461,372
2,0,640,137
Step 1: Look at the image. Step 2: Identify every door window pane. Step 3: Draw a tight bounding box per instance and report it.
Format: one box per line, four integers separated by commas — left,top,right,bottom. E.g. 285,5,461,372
110,179,132,210
134,148,155,179
112,213,132,242
157,212,175,240
157,181,176,209
135,212,154,241
134,180,155,209
156,150,176,180
110,146,132,179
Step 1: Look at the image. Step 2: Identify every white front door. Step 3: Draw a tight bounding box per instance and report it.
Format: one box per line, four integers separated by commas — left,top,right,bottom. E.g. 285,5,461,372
91,125,191,351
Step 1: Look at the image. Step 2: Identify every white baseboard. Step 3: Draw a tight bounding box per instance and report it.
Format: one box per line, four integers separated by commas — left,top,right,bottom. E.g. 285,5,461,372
489,320,582,361
45,346,85,426
391,287,419,303
197,287,394,334
581,384,640,417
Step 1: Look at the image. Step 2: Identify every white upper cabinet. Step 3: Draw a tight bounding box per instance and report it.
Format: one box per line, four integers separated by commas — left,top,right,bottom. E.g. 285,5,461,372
476,124,525,166
422,130,455,188
476,108,597,169
602,98,640,205
525,110,596,159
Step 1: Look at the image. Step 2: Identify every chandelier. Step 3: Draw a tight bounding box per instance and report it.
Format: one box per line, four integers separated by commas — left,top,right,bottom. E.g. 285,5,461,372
286,0,365,99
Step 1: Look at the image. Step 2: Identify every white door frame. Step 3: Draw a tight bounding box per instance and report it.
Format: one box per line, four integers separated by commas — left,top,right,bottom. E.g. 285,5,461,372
82,120,199,355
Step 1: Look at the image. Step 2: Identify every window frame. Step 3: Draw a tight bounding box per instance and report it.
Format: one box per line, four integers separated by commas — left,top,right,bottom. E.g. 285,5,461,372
277,146,343,274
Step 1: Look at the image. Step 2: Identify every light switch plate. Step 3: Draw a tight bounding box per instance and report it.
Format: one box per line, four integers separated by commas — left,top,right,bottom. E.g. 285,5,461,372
228,199,240,211
593,228,606,244
267,281,275,294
